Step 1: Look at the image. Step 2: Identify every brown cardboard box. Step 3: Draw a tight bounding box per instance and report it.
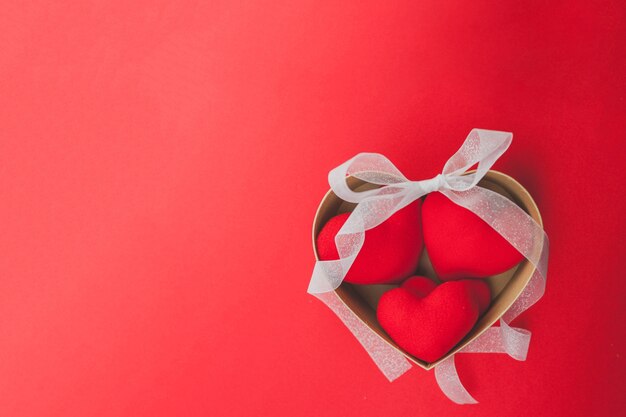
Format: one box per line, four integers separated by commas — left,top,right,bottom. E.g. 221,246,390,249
311,170,542,370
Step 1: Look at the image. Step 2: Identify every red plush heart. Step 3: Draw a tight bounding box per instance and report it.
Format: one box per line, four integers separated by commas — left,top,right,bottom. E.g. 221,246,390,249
422,192,524,281
377,277,490,362
316,201,423,285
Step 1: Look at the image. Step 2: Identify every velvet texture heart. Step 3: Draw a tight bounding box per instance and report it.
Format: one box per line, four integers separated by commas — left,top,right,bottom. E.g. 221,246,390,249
422,192,524,281
316,201,423,285
377,276,490,363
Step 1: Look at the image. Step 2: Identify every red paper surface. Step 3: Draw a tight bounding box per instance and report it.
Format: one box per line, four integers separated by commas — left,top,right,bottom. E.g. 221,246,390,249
0,1,624,416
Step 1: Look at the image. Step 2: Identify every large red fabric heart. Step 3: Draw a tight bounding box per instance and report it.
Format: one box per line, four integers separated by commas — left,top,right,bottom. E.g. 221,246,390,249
422,192,524,281
316,201,423,285
377,276,490,362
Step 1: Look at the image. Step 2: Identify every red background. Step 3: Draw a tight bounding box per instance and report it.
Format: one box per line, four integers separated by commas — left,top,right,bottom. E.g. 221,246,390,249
1,1,625,416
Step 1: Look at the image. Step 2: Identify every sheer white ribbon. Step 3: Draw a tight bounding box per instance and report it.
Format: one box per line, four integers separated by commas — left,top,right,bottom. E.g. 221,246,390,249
308,129,549,404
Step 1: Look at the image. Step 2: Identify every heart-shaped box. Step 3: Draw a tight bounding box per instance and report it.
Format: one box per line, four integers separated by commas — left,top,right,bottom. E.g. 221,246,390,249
311,170,542,370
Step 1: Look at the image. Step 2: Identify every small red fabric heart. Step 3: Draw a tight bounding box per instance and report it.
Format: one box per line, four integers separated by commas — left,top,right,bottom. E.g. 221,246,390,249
377,276,490,362
422,192,524,281
316,201,423,285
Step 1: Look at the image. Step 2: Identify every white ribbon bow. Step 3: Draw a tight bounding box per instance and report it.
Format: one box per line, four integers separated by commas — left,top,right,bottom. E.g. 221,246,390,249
308,129,549,404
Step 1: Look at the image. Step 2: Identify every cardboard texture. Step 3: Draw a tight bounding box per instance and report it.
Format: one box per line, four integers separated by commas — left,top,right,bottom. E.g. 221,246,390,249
312,171,543,370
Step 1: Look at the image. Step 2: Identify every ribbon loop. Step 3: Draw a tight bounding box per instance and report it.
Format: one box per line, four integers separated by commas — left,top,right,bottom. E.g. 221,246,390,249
442,129,513,181
328,153,409,204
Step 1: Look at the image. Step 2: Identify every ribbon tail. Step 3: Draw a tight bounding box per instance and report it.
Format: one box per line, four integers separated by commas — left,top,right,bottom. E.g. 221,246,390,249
313,291,412,381
434,355,478,405
459,324,530,360
499,319,531,361
435,320,531,404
